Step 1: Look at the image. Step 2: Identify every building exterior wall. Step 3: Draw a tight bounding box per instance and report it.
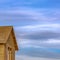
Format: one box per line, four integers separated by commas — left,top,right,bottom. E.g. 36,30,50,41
7,32,15,50
0,44,6,60
6,32,15,60
0,42,15,60
11,50,15,60
0,27,18,60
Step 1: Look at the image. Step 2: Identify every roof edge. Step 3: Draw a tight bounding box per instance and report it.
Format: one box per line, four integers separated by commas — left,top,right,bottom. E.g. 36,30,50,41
12,27,18,51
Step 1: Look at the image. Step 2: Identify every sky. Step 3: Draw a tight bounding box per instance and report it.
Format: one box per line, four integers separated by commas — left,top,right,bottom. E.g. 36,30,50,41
0,0,60,60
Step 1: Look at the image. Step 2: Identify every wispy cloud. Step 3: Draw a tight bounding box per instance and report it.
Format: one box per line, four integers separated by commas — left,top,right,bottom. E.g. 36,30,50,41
16,24,60,31
0,0,60,59
16,55,60,60
14,22,60,49
17,38,60,49
0,8,60,23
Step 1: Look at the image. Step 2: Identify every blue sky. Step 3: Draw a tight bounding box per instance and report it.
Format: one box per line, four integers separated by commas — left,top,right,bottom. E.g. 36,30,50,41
0,0,60,60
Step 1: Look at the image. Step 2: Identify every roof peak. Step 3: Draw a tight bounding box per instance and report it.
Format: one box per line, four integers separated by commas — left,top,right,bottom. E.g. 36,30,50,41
0,26,18,50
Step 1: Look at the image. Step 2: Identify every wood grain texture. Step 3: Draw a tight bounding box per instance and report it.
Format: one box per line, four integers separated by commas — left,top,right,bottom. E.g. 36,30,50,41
0,26,18,60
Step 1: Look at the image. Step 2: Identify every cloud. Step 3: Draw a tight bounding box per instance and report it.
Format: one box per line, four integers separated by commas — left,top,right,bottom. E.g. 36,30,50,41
15,24,60,59
16,24,60,32
14,23,60,49
14,23,60,38
0,3,60,59
24,31,60,40
17,38,60,49
0,0,60,59
0,7,60,27
44,39,60,44
16,38,60,58
16,55,60,60
20,24,60,29
14,20,60,58
15,27,60,40
0,8,60,23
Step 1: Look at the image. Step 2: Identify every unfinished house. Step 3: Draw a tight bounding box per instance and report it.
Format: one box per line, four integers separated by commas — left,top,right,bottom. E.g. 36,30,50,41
0,26,18,60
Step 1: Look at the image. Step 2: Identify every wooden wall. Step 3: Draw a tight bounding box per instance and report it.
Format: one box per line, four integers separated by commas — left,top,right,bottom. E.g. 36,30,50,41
0,44,6,60
0,32,16,60
6,32,15,60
